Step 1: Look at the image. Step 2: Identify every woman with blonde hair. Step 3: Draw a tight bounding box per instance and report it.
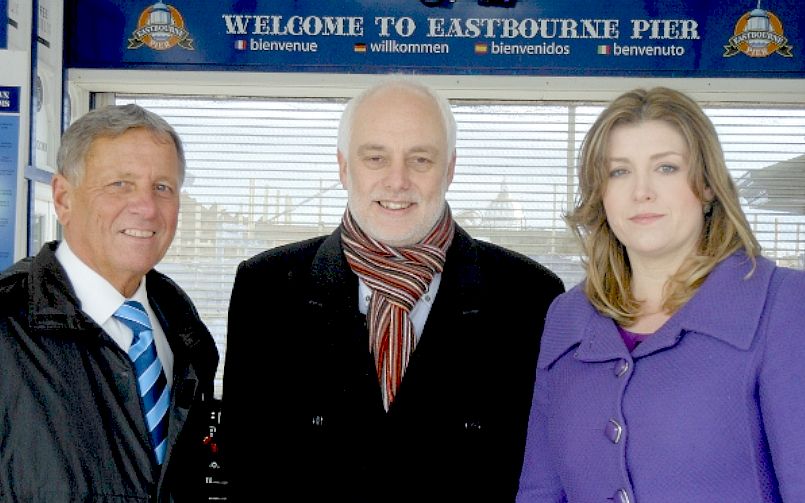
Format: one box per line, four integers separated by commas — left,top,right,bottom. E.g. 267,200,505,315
516,87,805,502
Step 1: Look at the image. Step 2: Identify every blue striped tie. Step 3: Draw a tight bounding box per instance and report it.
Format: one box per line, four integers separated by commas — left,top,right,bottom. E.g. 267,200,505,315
114,300,170,465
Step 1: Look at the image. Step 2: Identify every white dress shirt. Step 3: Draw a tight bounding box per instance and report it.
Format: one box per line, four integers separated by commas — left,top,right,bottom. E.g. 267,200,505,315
55,240,174,386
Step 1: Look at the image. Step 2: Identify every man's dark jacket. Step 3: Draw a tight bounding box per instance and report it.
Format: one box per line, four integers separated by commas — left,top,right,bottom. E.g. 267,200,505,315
0,241,219,502
222,225,564,502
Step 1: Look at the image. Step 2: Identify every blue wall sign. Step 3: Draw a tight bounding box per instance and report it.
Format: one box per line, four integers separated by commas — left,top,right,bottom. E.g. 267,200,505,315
0,86,20,270
65,0,804,77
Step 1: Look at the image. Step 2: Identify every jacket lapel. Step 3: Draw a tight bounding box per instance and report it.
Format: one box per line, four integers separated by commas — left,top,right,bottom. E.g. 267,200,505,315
146,274,208,472
305,229,382,408
393,226,483,405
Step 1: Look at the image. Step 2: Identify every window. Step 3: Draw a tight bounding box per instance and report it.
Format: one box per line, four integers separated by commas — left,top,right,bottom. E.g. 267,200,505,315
116,94,805,397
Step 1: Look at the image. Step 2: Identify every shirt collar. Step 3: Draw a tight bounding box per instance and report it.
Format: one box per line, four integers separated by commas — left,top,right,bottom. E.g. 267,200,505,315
55,240,149,328
357,274,442,315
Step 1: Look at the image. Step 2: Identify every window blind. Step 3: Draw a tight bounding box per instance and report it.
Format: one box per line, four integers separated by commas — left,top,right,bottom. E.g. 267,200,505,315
116,95,805,397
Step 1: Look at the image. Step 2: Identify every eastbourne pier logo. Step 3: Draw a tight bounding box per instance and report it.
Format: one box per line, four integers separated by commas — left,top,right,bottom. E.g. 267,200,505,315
128,1,194,51
723,1,792,58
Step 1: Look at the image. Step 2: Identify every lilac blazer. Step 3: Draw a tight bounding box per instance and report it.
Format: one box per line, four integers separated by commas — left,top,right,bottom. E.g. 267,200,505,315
517,252,805,502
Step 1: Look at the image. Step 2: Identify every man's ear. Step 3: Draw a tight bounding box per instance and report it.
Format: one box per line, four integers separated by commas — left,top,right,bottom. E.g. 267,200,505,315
337,150,348,187
446,150,456,186
52,174,73,226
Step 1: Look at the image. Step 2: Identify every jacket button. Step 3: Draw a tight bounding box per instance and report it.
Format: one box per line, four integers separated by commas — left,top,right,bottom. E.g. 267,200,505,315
605,419,623,444
614,359,630,377
311,415,325,427
615,488,631,503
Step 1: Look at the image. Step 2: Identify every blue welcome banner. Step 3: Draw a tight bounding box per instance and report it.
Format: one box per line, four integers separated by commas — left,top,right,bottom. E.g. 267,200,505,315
65,0,803,77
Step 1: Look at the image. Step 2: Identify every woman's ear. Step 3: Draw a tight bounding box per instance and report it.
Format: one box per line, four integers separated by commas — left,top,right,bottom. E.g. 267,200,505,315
702,186,715,214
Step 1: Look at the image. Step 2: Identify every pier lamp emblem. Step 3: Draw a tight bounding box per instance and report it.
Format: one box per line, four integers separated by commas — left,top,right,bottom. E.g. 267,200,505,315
128,1,194,51
724,1,793,58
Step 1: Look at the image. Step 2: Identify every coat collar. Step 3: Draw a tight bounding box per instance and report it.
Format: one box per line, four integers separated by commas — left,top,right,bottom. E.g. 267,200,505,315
27,241,91,331
306,227,361,315
540,252,776,367
437,224,483,317
305,224,483,318
670,252,774,351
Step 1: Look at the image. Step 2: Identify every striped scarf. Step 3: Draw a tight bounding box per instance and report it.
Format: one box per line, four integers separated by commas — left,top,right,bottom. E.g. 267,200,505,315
341,205,455,410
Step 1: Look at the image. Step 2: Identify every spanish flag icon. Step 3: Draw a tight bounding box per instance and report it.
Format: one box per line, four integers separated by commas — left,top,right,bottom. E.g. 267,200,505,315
474,42,488,55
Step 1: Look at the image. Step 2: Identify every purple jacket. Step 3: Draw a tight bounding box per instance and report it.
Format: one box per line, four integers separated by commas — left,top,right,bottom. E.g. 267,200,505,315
517,253,805,502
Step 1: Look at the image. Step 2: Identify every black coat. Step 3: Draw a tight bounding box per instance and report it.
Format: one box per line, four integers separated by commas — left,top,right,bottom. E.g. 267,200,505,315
222,225,564,502
0,241,219,502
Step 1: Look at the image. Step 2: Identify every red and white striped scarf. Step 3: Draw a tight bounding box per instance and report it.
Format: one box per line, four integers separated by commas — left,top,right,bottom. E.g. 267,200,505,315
341,205,455,410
